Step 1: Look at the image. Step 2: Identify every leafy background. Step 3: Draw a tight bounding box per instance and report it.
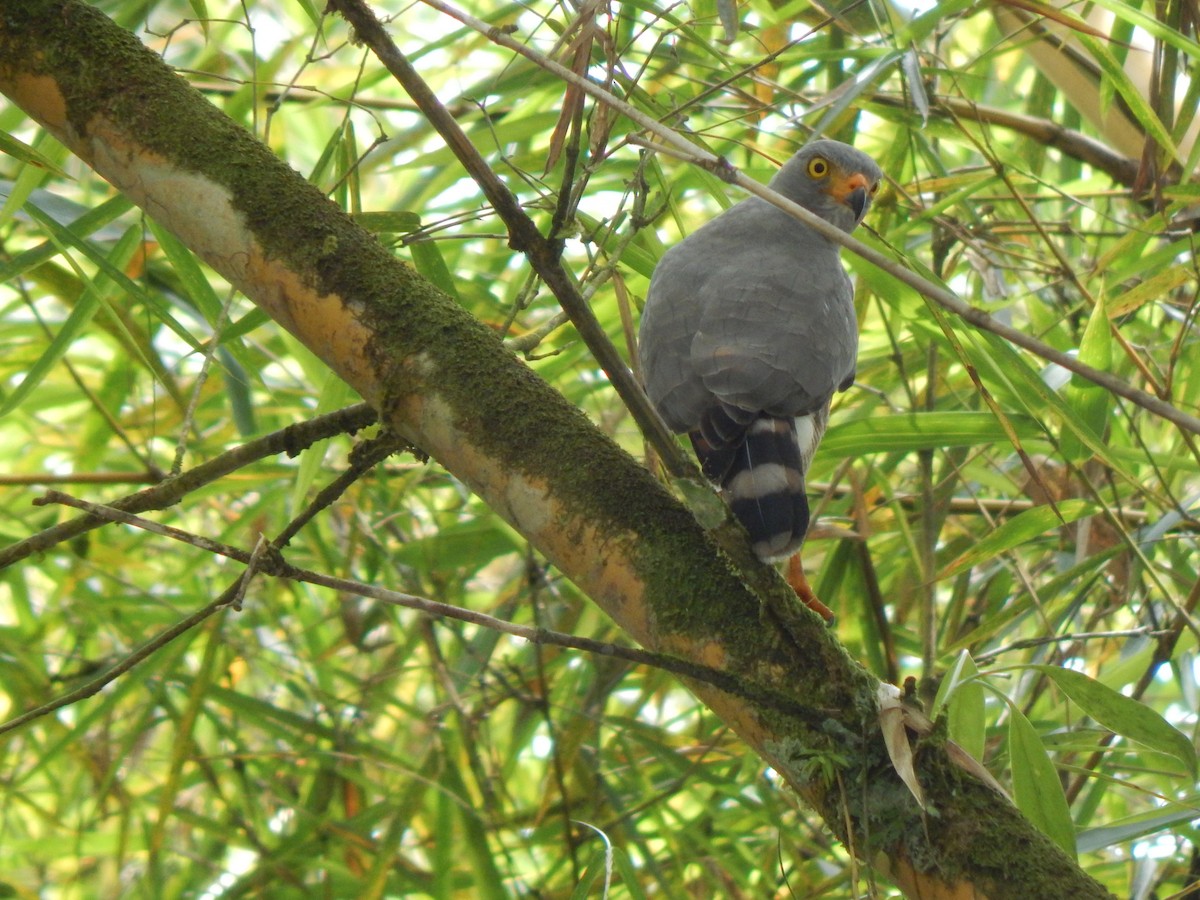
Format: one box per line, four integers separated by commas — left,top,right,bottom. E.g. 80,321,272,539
1,0,1199,896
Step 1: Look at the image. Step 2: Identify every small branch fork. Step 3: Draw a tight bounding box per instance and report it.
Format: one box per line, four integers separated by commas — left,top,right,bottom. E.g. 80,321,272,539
0,403,380,570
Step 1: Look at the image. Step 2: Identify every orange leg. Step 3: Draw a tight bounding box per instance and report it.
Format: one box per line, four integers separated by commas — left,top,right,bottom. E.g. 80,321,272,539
787,553,835,624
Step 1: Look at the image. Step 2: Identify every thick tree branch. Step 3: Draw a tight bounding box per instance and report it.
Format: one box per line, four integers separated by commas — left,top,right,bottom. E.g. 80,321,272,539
0,3,1113,897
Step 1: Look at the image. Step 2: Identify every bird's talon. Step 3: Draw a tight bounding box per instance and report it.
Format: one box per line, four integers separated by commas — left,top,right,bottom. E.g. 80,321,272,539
786,552,835,625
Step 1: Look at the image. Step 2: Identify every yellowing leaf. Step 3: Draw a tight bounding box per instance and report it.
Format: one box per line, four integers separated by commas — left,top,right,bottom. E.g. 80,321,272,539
939,500,1095,579
1108,267,1191,317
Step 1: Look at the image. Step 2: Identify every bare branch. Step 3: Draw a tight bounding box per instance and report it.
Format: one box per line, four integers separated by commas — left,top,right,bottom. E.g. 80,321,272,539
424,0,1200,439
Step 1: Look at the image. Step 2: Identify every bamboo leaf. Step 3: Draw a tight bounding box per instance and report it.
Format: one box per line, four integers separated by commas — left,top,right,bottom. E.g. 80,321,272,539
1077,34,1178,160
1009,705,1077,856
1108,268,1191,317
1062,294,1112,463
822,411,1042,456
939,500,1095,579
1034,665,1198,778
0,221,144,418
933,651,986,762
409,237,460,301
0,130,67,176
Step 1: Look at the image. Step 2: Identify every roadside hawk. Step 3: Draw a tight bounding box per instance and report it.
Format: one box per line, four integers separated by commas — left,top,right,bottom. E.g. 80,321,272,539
638,139,881,611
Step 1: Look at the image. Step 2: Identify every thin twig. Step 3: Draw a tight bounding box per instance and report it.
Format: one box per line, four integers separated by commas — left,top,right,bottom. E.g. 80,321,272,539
173,287,239,476
0,587,240,737
0,472,160,486
418,0,1200,439
326,0,695,481
0,403,378,570
973,628,1169,665
293,566,835,723
871,94,1142,187
12,494,837,730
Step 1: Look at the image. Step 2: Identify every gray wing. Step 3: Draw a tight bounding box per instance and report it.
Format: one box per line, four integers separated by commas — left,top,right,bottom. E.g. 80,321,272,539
639,198,857,432
638,222,722,433
690,202,856,416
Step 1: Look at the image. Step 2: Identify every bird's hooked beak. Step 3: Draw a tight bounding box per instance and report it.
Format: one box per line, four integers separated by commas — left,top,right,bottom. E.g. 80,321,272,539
832,172,873,223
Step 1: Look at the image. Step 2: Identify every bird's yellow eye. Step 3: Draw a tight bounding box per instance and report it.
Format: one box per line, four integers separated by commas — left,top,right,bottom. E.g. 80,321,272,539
870,180,881,195
807,157,829,178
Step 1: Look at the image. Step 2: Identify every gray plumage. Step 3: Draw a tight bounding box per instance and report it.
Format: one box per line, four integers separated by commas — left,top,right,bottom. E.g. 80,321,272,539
638,140,882,560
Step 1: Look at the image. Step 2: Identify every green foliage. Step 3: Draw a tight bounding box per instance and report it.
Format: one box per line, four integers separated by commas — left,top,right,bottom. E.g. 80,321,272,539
1,0,1199,896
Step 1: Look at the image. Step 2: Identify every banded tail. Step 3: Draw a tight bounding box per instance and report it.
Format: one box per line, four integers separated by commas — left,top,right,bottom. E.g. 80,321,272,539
690,404,830,561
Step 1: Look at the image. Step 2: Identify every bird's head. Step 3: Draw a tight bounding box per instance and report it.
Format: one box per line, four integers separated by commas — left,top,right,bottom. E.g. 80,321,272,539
771,139,883,234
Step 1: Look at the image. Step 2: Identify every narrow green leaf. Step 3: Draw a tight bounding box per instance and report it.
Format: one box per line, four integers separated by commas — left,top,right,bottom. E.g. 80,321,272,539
433,776,454,900
0,219,145,418
291,0,322,26
148,218,223,325
438,740,507,900
939,499,1095,579
1008,705,1077,856
969,331,1133,481
612,845,648,900
1089,211,1165,277
1073,295,1113,389
1034,665,1198,778
1108,267,1191,317
409,238,460,301
811,50,905,138
0,193,132,283
848,236,926,322
933,651,986,762
289,371,355,512
218,346,256,437
0,286,97,418
0,130,67,176
822,411,1042,456
0,153,48,231
1078,34,1178,159
1078,804,1200,853
1062,295,1112,463
1086,0,1200,58
897,0,976,42
23,202,203,352
187,0,208,32
569,849,607,900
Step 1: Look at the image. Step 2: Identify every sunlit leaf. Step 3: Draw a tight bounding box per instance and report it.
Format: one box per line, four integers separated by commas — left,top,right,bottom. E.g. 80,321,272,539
939,499,1095,579
933,650,986,762
823,411,1043,456
1009,705,1077,857
1034,665,1198,778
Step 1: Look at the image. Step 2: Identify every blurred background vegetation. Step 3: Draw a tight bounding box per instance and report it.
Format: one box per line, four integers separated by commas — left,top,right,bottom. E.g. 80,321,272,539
1,0,1199,895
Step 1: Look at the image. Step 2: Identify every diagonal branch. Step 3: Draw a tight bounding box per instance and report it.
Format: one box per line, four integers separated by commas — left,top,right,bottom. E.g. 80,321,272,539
327,0,693,481
0,403,379,570
418,0,1200,440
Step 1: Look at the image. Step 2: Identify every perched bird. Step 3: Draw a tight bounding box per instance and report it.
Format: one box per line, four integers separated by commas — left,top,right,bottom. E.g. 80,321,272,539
638,139,881,614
